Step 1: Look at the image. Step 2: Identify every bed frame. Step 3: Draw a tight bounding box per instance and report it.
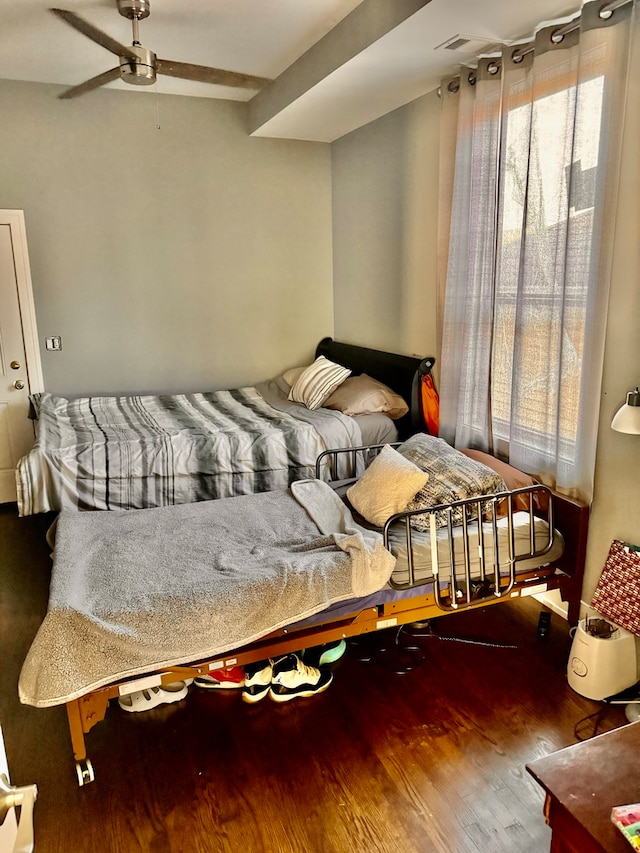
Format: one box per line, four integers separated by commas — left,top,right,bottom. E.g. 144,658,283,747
315,338,435,438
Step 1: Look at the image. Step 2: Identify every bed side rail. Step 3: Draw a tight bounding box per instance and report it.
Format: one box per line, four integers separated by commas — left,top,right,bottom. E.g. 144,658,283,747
383,485,555,611
315,443,400,482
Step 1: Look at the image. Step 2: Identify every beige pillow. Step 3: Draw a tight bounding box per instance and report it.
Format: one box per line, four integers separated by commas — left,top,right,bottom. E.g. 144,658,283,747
288,356,351,410
346,445,429,527
282,366,306,387
324,374,409,419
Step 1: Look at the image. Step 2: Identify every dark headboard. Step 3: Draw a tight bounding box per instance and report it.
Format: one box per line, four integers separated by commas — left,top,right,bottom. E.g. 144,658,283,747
315,337,435,439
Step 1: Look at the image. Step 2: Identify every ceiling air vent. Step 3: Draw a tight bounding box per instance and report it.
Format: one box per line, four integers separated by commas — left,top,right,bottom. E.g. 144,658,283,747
435,34,496,55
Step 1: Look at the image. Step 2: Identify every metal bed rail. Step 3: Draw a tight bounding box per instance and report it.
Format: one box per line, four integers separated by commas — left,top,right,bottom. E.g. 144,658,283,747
382,485,555,610
315,442,400,482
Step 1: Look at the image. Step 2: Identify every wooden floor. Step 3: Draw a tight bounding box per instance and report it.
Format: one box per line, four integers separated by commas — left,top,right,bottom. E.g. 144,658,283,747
0,503,628,853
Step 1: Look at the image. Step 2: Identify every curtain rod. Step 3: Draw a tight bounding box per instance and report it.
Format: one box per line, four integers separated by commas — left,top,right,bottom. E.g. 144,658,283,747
440,0,633,92
510,0,632,62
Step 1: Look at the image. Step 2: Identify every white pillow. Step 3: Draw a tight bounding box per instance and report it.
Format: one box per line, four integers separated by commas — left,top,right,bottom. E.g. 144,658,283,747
346,445,429,527
288,356,351,410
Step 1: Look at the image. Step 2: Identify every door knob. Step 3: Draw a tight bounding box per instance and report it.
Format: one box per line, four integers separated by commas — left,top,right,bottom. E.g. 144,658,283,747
0,774,37,853
13,380,25,390
10,360,21,370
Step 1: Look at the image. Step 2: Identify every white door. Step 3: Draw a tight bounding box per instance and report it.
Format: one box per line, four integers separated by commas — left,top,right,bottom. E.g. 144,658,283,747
0,726,17,853
0,725,37,853
0,212,43,504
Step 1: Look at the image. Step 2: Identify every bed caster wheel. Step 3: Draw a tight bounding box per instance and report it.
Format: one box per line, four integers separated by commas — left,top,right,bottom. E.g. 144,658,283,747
75,759,95,787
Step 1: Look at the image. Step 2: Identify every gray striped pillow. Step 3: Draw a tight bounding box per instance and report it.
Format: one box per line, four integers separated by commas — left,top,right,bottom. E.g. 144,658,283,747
288,356,351,410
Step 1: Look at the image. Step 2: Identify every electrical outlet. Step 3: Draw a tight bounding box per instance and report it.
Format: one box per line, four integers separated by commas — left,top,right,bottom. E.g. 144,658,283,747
45,336,62,351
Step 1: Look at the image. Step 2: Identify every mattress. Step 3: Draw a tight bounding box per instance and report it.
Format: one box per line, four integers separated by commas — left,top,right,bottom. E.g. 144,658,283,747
387,511,564,587
353,413,399,446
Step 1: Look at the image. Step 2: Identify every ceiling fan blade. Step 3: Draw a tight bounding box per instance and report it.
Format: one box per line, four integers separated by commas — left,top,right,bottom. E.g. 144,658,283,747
50,8,138,62
156,58,269,90
58,67,121,100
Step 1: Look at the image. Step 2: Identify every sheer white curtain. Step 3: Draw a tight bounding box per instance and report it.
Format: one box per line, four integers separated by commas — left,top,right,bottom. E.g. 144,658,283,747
439,0,635,502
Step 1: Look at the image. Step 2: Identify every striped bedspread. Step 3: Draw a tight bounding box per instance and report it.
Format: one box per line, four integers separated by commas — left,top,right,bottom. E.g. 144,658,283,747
16,383,362,516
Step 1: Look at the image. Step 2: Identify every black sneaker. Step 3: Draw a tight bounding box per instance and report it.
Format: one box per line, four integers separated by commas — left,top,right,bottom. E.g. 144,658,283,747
269,653,333,703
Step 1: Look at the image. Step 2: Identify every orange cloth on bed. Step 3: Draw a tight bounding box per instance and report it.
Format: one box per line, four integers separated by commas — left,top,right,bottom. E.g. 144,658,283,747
421,374,440,435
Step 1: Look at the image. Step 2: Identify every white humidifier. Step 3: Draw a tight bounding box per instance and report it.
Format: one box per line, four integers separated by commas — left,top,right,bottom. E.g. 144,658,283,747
567,617,638,701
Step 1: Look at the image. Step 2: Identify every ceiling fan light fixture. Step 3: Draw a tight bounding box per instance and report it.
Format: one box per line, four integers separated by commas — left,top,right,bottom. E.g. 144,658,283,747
119,45,156,86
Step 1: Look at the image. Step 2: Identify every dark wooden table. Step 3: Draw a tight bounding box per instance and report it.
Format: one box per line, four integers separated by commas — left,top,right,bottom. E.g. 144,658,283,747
526,721,640,853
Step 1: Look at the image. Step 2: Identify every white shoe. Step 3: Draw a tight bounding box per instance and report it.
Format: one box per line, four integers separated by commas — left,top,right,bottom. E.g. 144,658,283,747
118,681,189,713
242,660,273,704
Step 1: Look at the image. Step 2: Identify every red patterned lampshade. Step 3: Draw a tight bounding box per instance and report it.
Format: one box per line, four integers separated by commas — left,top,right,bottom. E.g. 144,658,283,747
591,541,640,635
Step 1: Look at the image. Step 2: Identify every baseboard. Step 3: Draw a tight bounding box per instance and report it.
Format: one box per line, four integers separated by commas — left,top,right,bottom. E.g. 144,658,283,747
534,596,612,624
533,589,569,619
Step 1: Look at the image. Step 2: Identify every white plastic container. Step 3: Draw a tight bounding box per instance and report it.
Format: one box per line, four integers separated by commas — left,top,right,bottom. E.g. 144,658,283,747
567,618,638,701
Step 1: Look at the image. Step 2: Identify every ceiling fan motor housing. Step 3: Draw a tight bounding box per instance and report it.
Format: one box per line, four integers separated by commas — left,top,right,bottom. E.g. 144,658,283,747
119,45,156,85
117,0,151,21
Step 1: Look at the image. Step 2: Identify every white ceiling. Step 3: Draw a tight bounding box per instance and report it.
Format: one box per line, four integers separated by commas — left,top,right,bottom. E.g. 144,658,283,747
0,0,585,142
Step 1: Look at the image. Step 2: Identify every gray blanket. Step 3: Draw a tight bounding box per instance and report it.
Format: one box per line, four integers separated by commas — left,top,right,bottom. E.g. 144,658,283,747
19,480,395,708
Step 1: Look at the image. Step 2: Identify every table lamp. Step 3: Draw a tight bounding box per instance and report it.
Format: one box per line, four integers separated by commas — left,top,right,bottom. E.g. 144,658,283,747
611,387,640,434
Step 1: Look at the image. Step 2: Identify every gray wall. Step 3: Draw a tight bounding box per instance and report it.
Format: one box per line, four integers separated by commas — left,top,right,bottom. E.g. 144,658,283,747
331,90,440,363
330,64,640,607
585,23,640,604
0,80,334,395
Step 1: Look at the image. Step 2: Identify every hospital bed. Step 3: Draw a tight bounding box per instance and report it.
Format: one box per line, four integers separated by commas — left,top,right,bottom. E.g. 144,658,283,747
17,417,588,788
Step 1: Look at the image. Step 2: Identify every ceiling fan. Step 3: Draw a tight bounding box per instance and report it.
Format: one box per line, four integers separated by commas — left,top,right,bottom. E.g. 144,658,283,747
50,0,270,99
